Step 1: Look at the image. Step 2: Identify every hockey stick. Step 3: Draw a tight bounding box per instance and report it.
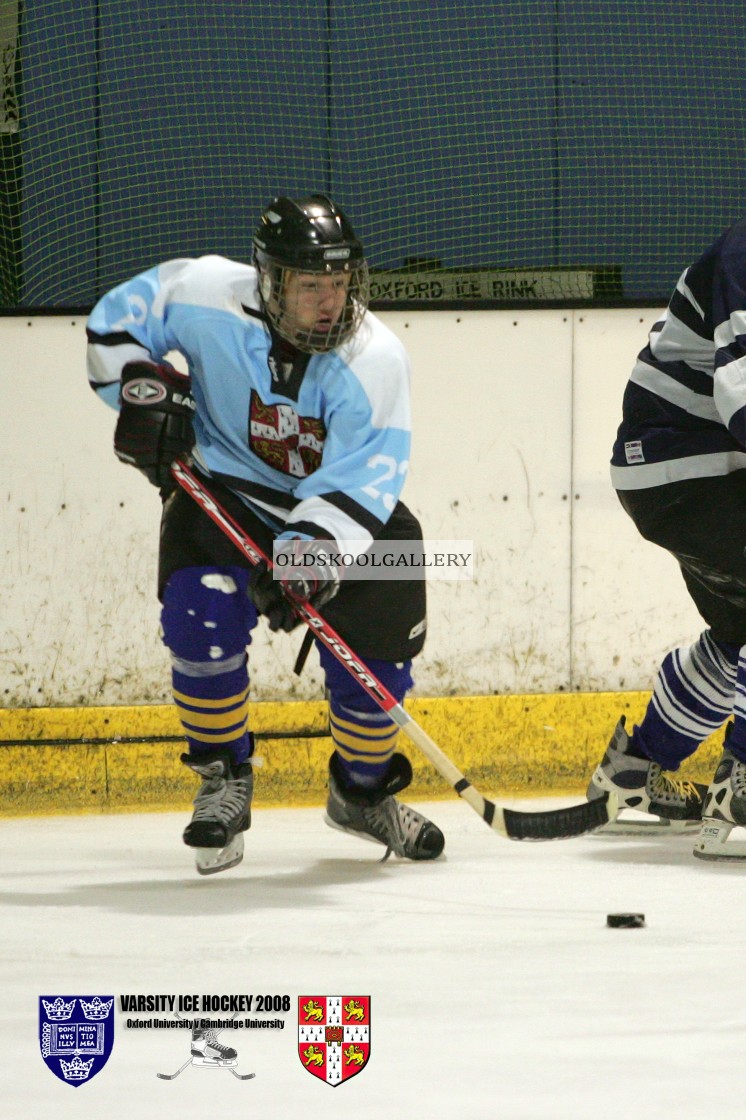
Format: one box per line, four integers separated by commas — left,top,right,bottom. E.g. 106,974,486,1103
157,1058,191,1080
171,460,616,840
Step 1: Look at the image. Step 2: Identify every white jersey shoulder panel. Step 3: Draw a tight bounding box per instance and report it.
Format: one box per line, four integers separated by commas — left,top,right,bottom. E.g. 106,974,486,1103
153,256,259,319
341,311,411,431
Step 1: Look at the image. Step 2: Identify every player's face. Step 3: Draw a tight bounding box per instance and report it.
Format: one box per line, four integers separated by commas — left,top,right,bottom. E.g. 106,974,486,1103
282,271,350,339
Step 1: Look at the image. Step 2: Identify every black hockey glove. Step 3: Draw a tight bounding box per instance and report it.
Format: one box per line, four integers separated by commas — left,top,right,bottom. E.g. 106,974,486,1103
114,361,195,491
250,539,341,633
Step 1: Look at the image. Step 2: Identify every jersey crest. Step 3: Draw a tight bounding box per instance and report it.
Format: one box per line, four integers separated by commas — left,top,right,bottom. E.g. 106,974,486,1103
249,390,326,478
297,995,371,1086
39,995,115,1086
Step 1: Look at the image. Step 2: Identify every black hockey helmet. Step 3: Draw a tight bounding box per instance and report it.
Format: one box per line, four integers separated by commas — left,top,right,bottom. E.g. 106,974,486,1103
252,194,369,353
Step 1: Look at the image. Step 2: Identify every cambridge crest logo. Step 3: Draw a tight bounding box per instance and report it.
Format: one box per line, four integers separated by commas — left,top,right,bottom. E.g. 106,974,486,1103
298,996,370,1086
39,996,114,1086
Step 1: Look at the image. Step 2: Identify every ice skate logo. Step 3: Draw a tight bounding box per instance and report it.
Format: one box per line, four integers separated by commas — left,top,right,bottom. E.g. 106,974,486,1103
298,996,371,1086
39,994,115,1087
157,1017,255,1082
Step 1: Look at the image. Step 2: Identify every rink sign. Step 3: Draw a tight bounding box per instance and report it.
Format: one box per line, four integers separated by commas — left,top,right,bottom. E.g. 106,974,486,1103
298,995,370,1086
368,265,622,303
39,995,114,1085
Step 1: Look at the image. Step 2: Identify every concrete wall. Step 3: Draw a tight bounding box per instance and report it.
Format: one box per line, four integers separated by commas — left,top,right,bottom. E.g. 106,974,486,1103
0,309,702,708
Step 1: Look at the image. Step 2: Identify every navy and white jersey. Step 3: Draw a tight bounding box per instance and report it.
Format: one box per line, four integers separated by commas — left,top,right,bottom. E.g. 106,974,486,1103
611,218,746,490
87,255,412,556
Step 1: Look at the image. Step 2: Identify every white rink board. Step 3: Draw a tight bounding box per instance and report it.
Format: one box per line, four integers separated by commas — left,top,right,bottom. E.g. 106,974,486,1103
386,309,573,694
570,310,703,690
0,308,699,706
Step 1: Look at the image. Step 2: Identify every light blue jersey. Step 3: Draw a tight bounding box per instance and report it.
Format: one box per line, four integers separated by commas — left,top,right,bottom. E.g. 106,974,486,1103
87,255,412,555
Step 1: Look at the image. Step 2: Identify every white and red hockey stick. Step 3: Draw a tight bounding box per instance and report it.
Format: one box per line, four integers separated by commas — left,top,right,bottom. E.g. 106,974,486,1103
171,459,616,841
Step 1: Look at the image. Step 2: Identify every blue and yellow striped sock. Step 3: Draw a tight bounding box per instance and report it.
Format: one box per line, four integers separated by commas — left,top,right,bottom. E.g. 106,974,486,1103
172,661,252,765
329,696,399,788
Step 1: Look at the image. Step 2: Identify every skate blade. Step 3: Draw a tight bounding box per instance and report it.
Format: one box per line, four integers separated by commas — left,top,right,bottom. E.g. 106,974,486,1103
190,1056,238,1067
194,833,244,875
588,778,701,836
693,819,746,861
596,813,701,837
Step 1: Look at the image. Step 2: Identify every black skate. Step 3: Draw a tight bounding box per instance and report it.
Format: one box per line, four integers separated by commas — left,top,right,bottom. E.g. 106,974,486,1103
587,716,706,834
181,744,253,874
325,751,445,860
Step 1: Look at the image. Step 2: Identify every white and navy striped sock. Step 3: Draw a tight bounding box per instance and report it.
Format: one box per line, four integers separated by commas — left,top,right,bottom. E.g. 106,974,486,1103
726,647,746,762
634,630,737,768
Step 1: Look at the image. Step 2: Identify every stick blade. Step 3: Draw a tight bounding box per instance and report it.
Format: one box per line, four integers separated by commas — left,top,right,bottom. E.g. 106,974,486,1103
502,792,616,841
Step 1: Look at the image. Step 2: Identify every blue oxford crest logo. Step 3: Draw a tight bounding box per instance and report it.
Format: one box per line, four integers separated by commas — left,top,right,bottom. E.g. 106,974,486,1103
39,995,115,1086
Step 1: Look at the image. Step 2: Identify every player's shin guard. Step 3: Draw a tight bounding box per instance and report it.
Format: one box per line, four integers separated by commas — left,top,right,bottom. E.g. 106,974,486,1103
161,566,256,764
161,566,256,871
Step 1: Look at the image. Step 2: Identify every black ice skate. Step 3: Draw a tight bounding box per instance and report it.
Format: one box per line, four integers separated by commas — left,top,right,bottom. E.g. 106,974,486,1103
694,729,746,860
325,751,445,860
587,716,707,834
181,744,253,874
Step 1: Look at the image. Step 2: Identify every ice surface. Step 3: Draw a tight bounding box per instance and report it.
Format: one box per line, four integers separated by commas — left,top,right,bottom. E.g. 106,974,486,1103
2,797,741,1120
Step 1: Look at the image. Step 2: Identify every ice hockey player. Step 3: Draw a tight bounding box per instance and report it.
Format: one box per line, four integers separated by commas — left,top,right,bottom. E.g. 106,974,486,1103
86,193,444,873
585,217,746,860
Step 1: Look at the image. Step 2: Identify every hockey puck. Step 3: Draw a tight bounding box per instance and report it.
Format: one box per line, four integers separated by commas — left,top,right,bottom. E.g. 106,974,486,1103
606,912,645,928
